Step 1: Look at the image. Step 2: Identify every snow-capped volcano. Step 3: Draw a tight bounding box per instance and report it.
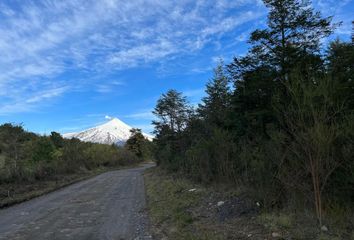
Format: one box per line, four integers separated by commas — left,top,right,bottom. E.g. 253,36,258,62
63,118,153,145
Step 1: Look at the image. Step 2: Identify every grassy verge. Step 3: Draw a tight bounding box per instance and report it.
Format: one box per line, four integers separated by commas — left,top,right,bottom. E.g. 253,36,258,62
144,167,353,240
144,167,266,239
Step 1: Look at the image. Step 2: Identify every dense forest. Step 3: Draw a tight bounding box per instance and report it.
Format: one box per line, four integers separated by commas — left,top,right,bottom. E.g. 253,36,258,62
0,124,149,184
152,0,353,225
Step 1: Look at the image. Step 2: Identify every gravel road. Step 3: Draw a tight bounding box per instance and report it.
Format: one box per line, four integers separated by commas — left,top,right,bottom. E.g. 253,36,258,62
0,163,154,240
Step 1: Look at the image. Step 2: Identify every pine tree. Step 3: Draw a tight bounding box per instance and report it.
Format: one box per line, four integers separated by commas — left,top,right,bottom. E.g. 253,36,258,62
152,90,191,135
227,0,334,138
152,90,192,168
125,128,147,158
198,60,231,128
250,0,333,78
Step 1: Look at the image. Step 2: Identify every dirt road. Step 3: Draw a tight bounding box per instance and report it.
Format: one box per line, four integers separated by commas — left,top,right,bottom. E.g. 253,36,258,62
0,163,154,240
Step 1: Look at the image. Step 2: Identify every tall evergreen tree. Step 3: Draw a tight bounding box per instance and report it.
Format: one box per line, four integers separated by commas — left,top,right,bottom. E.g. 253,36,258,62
227,0,334,138
152,90,192,168
228,0,334,84
125,128,147,158
152,90,191,135
249,0,333,79
198,60,231,128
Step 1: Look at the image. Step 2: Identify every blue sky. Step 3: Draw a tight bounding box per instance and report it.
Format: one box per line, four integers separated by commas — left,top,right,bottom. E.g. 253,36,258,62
0,0,353,135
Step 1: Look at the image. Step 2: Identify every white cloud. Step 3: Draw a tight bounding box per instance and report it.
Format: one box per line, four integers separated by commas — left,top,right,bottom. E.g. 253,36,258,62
313,0,353,38
315,0,351,15
0,0,265,114
0,86,68,115
201,11,260,37
105,115,112,120
93,80,125,93
107,40,178,68
25,87,68,104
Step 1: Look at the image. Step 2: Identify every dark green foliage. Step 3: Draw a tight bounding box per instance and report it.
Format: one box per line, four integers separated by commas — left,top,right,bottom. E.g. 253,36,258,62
227,0,335,141
152,90,193,168
0,124,142,183
327,39,354,109
198,60,231,128
153,90,192,134
125,128,149,158
50,131,64,148
32,137,55,163
249,0,333,77
152,0,353,225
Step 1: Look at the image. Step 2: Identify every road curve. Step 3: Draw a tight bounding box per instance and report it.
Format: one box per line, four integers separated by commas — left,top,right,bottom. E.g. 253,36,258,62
0,163,154,240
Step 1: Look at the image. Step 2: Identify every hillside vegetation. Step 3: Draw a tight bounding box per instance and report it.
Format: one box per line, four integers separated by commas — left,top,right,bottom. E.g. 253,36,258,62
0,124,150,207
150,0,354,234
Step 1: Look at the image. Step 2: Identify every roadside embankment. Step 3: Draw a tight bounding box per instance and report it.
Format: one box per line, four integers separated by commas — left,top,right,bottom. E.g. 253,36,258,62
144,167,352,240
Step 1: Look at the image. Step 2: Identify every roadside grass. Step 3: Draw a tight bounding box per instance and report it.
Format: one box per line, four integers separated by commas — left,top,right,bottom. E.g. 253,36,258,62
258,211,316,239
258,204,354,239
144,167,267,239
145,167,354,240
144,167,223,240
259,212,293,231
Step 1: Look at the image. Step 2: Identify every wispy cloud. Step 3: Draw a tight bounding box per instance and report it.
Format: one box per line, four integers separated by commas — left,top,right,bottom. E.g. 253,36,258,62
95,81,124,93
26,87,68,104
58,113,111,133
125,110,155,120
313,0,353,37
0,0,265,114
0,86,68,115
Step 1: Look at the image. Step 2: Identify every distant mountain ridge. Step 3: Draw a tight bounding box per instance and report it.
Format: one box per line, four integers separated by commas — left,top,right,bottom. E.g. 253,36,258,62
63,118,153,145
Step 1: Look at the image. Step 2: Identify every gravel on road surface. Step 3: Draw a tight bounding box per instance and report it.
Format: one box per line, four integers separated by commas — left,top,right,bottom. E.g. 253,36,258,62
0,163,155,240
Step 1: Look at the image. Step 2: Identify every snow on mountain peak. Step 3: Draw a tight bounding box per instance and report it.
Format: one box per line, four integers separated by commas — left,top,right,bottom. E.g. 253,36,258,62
63,117,153,145
104,118,130,129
